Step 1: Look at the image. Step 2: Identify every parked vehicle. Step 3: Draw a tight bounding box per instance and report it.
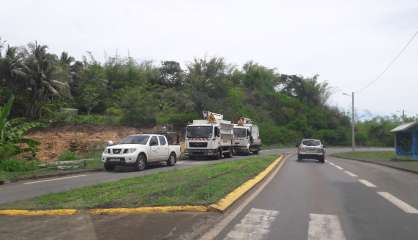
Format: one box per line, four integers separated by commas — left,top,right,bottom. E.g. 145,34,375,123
102,134,181,171
186,111,234,159
233,117,261,155
297,139,325,163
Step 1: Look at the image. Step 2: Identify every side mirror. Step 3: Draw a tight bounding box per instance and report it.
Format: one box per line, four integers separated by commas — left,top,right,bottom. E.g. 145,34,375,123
215,127,220,137
107,140,114,146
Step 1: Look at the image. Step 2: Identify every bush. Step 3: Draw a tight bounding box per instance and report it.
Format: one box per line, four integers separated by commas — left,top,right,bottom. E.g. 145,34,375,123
58,150,79,161
0,159,38,172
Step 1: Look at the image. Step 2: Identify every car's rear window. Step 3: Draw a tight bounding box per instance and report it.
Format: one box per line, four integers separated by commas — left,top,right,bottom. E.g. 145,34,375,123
302,140,321,146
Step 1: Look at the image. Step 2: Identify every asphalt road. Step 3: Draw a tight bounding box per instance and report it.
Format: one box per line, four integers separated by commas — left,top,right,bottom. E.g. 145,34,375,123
0,148,290,204
215,153,418,240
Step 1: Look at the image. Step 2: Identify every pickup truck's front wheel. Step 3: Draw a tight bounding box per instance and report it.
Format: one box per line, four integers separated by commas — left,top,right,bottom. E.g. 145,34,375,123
167,152,177,166
135,154,147,171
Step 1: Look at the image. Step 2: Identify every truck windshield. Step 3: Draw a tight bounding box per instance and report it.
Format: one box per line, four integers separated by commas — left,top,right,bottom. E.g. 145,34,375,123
234,128,247,138
187,126,213,138
119,135,150,144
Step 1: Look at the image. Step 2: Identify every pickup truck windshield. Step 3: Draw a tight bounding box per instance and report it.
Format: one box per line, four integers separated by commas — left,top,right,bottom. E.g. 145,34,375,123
187,126,213,138
302,140,321,146
119,135,150,144
234,128,247,138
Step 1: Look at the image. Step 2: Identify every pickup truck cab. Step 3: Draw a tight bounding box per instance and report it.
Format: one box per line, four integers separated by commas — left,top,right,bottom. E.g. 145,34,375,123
297,139,325,163
101,134,181,171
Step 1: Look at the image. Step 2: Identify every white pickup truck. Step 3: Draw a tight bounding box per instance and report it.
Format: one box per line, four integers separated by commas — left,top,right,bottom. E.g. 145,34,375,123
101,134,181,171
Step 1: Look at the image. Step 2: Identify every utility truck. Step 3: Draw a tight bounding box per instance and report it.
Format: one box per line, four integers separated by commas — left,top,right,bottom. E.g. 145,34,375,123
186,111,234,159
233,117,261,154
102,134,181,171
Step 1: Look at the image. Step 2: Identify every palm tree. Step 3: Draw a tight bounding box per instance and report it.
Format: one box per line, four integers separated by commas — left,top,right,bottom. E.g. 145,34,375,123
22,42,71,118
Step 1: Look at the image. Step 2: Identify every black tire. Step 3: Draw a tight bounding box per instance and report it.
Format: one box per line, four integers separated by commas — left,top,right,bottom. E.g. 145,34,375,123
135,154,147,171
167,152,177,166
252,148,259,154
104,163,115,171
319,156,325,163
214,149,222,160
226,147,233,158
297,154,302,161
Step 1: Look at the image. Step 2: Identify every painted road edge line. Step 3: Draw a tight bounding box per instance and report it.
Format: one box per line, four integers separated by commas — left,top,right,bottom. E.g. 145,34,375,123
90,205,208,215
377,192,418,214
23,174,87,185
208,155,285,213
358,179,377,188
0,209,79,216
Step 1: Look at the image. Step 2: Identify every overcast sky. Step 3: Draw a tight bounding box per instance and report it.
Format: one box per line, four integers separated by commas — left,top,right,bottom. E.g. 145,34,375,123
1,0,417,118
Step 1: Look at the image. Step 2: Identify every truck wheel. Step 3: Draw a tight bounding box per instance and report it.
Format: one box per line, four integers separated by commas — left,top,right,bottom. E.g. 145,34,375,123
297,154,302,161
214,149,222,160
104,163,115,171
319,156,325,163
135,154,147,171
167,152,177,166
226,147,233,158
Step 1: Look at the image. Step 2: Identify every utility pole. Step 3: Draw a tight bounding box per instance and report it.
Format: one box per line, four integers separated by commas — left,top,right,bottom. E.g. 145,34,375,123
343,92,356,152
351,92,356,152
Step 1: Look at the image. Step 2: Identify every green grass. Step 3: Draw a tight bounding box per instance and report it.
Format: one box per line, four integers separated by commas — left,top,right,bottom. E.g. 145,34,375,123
0,155,277,210
333,151,415,161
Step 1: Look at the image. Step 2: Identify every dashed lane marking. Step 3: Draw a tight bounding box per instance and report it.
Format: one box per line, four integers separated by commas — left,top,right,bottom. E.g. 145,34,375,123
344,170,358,178
358,179,377,188
224,208,279,240
378,192,418,214
23,175,87,185
308,214,346,240
334,165,344,170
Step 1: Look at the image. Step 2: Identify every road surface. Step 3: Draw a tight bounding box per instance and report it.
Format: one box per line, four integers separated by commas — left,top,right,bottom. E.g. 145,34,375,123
214,153,418,240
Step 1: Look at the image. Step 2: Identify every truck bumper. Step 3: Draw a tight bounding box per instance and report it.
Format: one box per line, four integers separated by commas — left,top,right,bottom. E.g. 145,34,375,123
187,149,218,157
298,153,324,159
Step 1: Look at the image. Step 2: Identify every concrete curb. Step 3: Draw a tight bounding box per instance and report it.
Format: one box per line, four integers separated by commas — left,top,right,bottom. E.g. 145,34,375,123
208,155,285,212
333,156,418,175
0,155,285,216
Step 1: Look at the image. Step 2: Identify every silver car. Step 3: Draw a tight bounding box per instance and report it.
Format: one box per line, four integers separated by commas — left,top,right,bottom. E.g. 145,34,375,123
297,139,325,163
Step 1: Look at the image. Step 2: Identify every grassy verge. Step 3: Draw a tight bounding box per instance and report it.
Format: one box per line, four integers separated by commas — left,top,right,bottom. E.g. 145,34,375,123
0,155,277,210
333,151,416,161
0,153,103,183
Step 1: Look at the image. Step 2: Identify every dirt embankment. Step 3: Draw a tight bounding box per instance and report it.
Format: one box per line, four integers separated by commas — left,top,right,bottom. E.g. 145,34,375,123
27,125,148,162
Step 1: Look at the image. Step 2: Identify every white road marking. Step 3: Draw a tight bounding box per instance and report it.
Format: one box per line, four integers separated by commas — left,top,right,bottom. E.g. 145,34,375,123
23,175,87,185
224,208,279,240
308,214,346,240
358,179,377,188
199,155,288,240
378,192,418,214
334,165,344,170
344,170,358,178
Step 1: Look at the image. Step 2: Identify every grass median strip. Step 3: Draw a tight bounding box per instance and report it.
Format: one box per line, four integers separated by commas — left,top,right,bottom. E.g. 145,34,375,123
0,155,277,211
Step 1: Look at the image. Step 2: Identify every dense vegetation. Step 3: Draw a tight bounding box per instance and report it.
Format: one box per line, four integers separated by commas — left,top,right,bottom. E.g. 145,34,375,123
0,37,411,160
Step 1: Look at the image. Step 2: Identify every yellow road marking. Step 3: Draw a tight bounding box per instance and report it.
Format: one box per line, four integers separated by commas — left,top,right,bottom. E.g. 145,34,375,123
0,209,78,216
208,155,285,212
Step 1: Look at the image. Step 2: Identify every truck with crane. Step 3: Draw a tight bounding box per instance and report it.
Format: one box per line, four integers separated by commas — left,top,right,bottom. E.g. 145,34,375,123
233,117,261,155
185,111,234,159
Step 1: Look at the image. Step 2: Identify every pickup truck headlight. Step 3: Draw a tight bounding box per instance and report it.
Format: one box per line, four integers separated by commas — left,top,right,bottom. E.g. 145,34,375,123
123,148,137,154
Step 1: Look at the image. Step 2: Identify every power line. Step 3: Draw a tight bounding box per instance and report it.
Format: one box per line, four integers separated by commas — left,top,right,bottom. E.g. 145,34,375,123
358,30,418,93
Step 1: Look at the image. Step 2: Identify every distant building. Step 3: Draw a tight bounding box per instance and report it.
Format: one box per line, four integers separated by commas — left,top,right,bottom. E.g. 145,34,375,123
391,122,418,160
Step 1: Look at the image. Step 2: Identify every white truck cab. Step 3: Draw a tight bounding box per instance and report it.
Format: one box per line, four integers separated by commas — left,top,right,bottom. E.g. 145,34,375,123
186,111,234,159
102,134,180,171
